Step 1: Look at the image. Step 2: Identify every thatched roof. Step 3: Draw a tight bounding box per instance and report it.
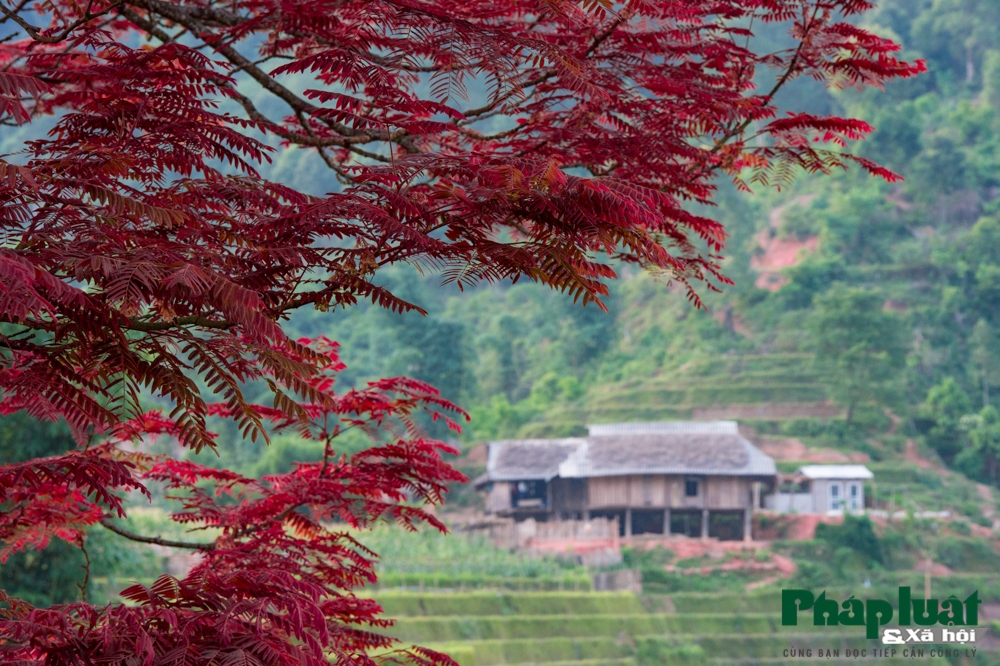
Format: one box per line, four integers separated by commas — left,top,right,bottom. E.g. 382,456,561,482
482,421,776,483
484,439,586,482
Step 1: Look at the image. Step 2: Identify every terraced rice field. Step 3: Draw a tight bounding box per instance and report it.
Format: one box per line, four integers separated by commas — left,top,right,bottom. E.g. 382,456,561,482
371,591,959,666
528,354,831,434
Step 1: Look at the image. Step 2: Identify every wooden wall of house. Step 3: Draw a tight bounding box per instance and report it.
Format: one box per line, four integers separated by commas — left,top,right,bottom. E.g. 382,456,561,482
706,476,749,509
585,474,751,510
588,475,669,509
629,475,667,508
550,478,588,513
664,477,680,507
486,482,511,513
588,476,630,508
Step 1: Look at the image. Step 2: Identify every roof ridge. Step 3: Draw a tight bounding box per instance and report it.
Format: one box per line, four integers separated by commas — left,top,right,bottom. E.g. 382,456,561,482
485,427,777,482
586,420,739,436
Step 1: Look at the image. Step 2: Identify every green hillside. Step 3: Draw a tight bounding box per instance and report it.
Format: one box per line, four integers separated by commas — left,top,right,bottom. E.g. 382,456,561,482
345,522,1000,663
229,0,1000,499
368,589,967,666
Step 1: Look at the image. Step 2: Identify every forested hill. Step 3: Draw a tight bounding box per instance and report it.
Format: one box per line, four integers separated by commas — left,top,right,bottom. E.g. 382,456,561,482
273,0,1000,487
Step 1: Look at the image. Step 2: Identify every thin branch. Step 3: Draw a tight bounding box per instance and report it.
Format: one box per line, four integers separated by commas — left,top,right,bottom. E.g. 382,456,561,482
319,422,340,477
705,5,820,159
78,537,91,603
127,315,233,331
118,6,174,44
585,17,625,58
462,14,624,122
0,0,124,44
0,0,30,26
100,517,216,551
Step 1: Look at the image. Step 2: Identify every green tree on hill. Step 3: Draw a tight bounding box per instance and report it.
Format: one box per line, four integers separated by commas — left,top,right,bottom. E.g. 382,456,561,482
956,406,1000,485
815,514,884,565
858,103,923,174
984,50,1000,116
970,319,1000,407
809,286,908,424
922,378,974,461
911,0,1000,87
963,216,1000,267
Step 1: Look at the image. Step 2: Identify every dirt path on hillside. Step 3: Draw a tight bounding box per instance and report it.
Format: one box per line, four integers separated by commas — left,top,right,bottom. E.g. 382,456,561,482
904,438,947,473
885,407,900,435
757,436,870,463
884,408,948,473
781,514,843,540
751,194,818,291
978,483,999,529
896,424,999,531
745,553,796,592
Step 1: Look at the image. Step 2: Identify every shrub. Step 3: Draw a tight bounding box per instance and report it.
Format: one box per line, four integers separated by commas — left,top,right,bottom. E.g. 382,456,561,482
951,520,972,536
622,545,674,569
815,514,883,564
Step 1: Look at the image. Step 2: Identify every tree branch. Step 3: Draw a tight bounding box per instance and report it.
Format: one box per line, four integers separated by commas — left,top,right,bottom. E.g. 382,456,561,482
100,517,216,551
705,5,820,159
78,537,91,602
0,0,123,44
127,315,233,331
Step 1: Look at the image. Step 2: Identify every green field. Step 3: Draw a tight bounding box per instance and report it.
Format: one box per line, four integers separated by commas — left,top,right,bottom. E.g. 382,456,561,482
369,590,979,666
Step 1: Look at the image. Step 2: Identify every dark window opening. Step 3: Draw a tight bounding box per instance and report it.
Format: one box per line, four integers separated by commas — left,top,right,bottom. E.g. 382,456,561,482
631,509,665,535
708,511,744,541
685,478,699,497
669,510,702,537
511,480,547,508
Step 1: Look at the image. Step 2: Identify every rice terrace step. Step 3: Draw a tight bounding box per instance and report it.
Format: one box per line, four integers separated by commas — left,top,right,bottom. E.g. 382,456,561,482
422,634,920,666
375,590,994,666
374,591,647,617
389,613,798,642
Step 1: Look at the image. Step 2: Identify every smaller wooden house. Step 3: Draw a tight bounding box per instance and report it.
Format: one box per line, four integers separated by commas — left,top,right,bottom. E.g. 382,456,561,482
475,421,776,541
764,464,873,515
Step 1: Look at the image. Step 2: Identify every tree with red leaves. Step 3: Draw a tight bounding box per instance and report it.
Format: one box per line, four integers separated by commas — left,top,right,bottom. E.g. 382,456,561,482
0,1,921,664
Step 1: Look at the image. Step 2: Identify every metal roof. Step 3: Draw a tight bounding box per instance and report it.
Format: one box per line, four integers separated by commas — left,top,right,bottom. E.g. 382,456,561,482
798,464,874,480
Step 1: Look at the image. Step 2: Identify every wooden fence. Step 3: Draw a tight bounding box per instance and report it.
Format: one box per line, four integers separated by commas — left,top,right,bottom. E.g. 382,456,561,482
461,516,619,550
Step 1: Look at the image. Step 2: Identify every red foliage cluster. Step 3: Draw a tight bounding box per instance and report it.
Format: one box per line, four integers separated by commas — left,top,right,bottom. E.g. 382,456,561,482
0,0,921,663
2,338,466,665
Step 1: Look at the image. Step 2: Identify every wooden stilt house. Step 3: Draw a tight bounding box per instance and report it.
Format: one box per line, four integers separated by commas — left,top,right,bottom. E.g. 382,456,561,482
475,421,777,541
